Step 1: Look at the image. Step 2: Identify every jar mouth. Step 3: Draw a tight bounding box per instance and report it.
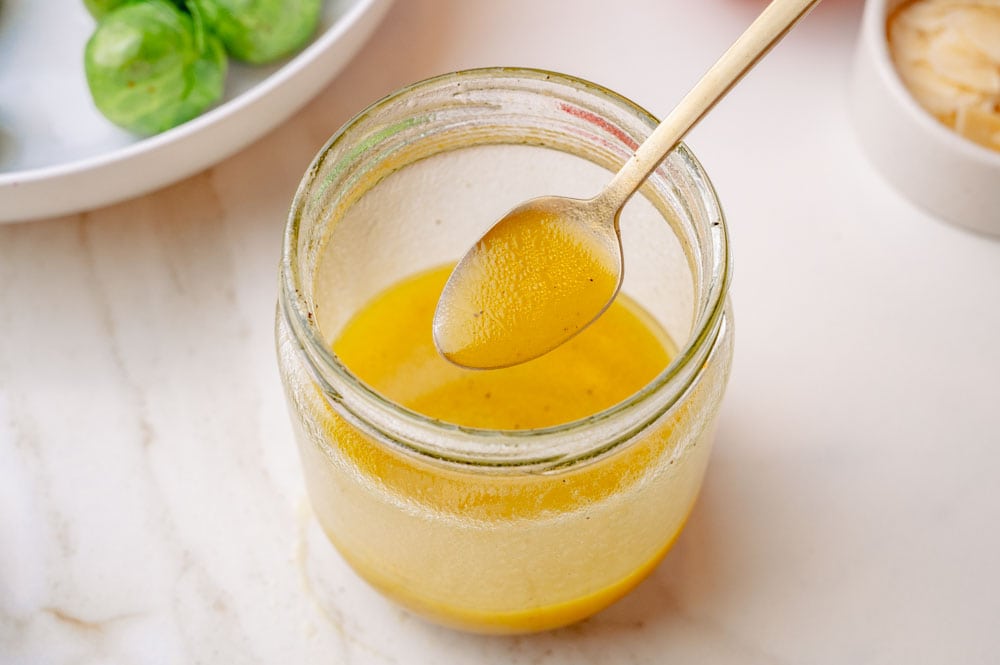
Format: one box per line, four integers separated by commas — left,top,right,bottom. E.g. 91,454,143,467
280,67,731,468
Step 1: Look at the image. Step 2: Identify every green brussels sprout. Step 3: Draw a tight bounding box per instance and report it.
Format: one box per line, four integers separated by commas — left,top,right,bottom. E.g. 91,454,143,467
188,0,322,64
84,0,227,135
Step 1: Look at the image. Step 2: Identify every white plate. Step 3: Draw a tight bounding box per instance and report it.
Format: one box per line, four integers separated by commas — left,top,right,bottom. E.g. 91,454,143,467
0,0,394,223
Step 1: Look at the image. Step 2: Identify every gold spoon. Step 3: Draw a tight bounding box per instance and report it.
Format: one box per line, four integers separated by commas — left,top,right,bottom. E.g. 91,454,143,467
434,0,821,369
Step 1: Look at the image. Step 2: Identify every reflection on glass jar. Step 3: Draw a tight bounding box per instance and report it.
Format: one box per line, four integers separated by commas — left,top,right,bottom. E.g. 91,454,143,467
276,68,734,634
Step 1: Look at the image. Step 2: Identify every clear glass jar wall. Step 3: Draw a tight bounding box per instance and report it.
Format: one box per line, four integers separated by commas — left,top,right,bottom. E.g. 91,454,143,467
276,68,734,634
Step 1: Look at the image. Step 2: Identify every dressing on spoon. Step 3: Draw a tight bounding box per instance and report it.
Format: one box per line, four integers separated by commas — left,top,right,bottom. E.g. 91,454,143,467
432,201,622,369
433,0,820,369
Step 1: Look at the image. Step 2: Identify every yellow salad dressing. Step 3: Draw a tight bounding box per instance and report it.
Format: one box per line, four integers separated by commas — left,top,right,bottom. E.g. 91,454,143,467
339,265,666,430
432,208,621,370
290,264,712,633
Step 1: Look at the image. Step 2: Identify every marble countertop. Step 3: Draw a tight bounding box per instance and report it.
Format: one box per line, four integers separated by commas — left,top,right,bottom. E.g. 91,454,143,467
3,0,1000,663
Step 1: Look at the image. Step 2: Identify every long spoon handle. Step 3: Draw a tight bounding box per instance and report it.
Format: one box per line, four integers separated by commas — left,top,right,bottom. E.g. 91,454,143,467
598,0,821,213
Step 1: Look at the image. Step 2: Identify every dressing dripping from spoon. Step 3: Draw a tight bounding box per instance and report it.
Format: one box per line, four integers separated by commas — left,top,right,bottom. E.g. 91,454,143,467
434,0,821,369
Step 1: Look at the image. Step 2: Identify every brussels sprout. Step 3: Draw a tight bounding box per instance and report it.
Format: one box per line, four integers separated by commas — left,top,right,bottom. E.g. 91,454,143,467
188,0,322,64
84,0,227,135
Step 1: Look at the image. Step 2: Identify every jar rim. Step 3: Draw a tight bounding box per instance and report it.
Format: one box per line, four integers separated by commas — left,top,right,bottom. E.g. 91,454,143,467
280,67,731,469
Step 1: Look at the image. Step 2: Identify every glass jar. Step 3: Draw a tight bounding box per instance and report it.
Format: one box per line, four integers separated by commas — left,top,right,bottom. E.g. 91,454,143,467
276,68,733,634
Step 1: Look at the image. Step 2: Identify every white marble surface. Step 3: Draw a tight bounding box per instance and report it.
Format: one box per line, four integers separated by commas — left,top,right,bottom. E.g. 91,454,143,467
3,1,1000,663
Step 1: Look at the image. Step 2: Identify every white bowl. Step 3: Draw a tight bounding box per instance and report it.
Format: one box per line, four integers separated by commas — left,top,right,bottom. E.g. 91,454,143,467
850,0,1000,236
0,0,394,224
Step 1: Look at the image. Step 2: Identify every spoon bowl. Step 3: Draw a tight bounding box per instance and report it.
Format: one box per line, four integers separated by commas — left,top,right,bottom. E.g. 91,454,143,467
432,195,624,369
